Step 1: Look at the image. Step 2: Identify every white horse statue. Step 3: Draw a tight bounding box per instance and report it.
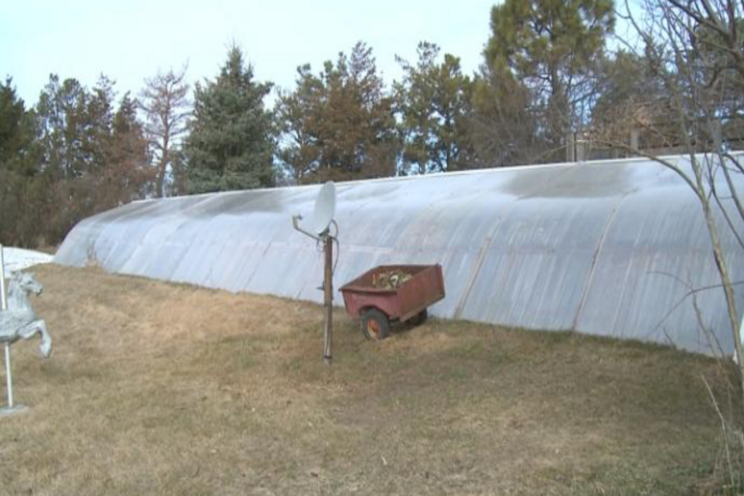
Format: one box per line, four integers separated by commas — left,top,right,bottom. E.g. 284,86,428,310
0,272,52,357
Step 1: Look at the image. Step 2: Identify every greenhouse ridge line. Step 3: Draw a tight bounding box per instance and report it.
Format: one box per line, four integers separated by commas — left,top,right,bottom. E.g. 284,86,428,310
134,151,740,203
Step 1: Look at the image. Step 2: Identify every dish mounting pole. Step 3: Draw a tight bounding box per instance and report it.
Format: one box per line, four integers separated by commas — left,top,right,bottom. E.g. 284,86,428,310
292,217,335,364
323,234,333,364
291,181,337,364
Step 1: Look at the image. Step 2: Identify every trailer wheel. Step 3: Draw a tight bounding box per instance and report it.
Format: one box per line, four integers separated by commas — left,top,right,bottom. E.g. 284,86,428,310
361,308,389,341
410,309,428,326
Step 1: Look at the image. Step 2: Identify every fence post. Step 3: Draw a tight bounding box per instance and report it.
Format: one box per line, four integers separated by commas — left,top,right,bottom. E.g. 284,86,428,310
566,132,576,162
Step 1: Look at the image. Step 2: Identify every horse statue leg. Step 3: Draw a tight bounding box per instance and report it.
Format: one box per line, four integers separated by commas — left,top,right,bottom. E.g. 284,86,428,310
18,320,52,358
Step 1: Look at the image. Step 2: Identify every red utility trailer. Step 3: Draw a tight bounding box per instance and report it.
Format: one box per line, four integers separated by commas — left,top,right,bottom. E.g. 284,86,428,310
339,264,445,340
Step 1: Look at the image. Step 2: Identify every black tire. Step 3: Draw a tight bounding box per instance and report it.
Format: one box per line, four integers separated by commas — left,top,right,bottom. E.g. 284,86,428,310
361,308,390,341
410,309,428,326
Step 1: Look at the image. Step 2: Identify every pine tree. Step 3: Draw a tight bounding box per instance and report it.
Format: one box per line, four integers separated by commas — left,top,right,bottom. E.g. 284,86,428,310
184,46,276,193
36,75,89,180
395,42,473,175
470,64,541,167
0,78,41,246
276,42,399,183
484,0,615,158
35,75,152,243
101,92,152,207
276,65,323,185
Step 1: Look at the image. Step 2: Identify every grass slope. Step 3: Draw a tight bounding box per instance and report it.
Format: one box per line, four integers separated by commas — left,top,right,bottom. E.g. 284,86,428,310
0,264,734,495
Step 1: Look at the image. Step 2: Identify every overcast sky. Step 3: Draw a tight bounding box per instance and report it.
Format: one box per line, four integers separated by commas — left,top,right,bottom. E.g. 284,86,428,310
1,0,498,106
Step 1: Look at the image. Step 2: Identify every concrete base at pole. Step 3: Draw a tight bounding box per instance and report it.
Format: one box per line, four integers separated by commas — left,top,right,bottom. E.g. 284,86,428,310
0,404,27,418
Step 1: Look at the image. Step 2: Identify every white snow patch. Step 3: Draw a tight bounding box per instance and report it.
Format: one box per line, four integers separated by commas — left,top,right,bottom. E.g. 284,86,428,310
1,247,53,277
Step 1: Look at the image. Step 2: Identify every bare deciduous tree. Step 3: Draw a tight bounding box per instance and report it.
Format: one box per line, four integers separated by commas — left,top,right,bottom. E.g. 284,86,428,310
140,65,190,197
595,0,744,398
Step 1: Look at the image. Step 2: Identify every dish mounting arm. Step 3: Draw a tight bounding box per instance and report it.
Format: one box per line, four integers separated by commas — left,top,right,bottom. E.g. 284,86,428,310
292,214,327,241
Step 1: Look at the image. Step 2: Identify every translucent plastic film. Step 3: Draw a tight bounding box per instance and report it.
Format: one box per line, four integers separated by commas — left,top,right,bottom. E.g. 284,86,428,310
55,154,744,355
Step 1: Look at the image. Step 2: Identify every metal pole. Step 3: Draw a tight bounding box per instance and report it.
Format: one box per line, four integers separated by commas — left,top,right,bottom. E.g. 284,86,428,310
0,245,12,408
739,310,744,362
4,345,11,408
323,236,333,364
0,245,6,309
566,132,575,162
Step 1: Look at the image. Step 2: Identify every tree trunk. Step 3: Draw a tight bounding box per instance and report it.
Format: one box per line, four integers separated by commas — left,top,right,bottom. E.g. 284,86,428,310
156,145,169,198
693,158,744,400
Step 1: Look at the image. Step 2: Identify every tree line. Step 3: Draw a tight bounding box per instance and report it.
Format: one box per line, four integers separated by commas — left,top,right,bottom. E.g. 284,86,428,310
1,0,741,247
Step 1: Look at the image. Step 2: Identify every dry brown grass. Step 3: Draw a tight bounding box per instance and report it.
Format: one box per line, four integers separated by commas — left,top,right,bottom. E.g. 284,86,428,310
0,264,734,495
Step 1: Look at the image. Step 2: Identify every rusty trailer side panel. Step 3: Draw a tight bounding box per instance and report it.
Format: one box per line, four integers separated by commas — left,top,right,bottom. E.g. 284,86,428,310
340,265,445,322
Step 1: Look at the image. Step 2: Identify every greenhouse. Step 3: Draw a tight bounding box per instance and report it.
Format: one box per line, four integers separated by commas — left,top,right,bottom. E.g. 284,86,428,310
54,153,744,355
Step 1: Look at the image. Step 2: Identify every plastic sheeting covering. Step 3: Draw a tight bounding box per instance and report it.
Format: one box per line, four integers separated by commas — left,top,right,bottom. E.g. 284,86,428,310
54,154,744,355
1,247,53,277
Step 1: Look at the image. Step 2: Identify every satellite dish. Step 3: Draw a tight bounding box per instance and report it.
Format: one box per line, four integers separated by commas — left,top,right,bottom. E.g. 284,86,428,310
312,182,336,235
292,181,337,240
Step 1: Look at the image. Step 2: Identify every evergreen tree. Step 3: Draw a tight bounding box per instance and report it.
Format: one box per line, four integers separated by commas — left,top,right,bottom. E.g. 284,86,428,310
484,0,615,159
35,75,151,243
0,78,36,176
100,92,152,207
395,42,473,175
589,51,678,150
316,42,398,180
0,78,42,246
470,64,541,167
276,42,399,183
276,65,323,185
36,75,90,179
184,46,276,193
